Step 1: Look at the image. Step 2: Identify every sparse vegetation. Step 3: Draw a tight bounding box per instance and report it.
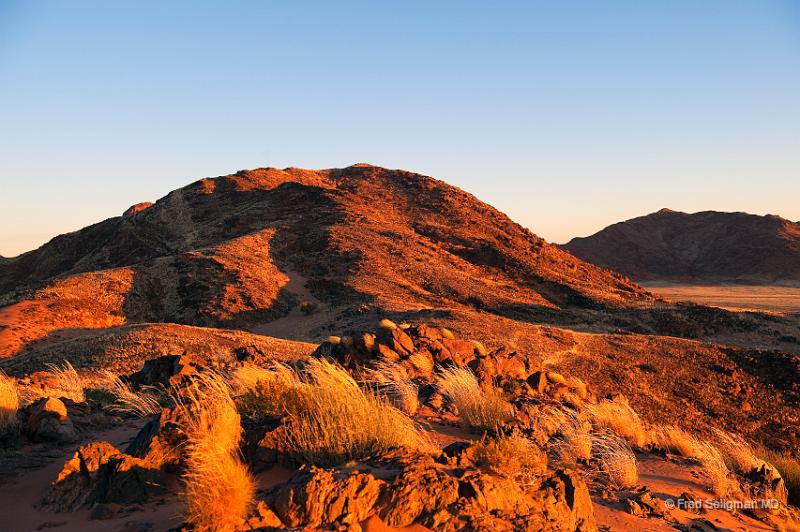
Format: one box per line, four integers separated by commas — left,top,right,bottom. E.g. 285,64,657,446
248,359,433,465
98,371,162,417
586,399,647,448
471,430,544,485
0,371,20,431
550,409,592,464
711,428,760,475
174,372,255,531
45,360,85,402
367,360,419,415
233,362,302,418
694,440,732,497
652,425,702,458
299,300,317,315
435,366,510,432
592,432,639,489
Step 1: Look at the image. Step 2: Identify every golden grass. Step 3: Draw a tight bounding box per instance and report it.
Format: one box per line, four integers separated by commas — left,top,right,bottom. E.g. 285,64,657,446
0,371,20,430
693,440,732,497
592,432,639,489
249,359,434,465
586,399,647,448
711,428,761,475
471,430,544,485
97,371,162,417
758,449,800,507
173,372,255,531
652,425,703,458
367,360,419,416
44,360,85,402
435,366,510,432
549,409,592,464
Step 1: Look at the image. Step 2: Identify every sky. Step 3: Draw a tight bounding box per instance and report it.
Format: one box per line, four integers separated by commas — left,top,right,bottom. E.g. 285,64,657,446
1,1,798,257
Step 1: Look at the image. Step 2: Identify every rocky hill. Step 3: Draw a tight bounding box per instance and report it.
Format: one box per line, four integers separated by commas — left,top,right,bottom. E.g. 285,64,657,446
564,209,800,283
0,164,655,358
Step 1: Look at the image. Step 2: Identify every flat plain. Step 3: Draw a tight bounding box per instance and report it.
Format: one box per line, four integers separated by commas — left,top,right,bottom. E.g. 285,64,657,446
642,283,800,313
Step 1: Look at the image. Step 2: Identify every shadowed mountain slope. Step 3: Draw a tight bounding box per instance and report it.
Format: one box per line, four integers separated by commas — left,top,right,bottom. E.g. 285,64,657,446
564,209,800,283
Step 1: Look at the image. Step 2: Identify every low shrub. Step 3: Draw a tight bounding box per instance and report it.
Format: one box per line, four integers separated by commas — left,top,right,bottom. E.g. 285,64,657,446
436,367,510,432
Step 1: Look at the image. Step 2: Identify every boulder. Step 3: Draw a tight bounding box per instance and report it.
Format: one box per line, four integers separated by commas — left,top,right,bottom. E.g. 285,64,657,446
269,466,384,528
378,328,415,357
42,441,165,512
24,397,76,442
129,354,198,388
379,460,461,527
125,407,186,468
264,453,597,532
527,371,548,394
440,338,477,366
469,348,528,385
747,462,788,506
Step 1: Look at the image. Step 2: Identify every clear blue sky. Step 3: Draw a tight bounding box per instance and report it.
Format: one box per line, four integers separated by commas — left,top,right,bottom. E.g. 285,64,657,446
1,1,798,257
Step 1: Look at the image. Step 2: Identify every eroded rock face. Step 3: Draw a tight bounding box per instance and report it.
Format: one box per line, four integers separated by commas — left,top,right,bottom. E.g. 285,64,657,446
125,406,186,469
269,466,384,528
746,462,789,506
42,441,165,512
265,453,597,531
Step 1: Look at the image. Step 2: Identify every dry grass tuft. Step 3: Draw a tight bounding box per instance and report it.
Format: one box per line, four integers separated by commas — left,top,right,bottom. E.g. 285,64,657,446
233,362,302,419
549,409,592,464
45,360,85,402
0,371,20,430
367,360,419,416
711,428,761,475
173,372,255,531
652,425,703,458
436,367,510,432
694,440,732,497
98,371,162,417
592,432,639,489
249,359,434,465
586,399,647,448
758,449,800,507
471,430,545,485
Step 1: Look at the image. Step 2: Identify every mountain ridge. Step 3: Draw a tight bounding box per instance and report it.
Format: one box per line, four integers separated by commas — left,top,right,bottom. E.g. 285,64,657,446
564,208,800,283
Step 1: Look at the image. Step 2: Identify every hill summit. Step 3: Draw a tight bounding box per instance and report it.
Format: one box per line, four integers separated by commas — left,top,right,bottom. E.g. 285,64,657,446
0,164,653,357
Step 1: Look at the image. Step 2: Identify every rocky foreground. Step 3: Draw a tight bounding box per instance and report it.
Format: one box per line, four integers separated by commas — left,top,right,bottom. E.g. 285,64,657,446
1,321,797,531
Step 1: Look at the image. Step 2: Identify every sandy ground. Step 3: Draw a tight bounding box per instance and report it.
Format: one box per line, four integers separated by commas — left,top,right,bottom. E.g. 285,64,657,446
592,453,777,531
250,269,332,342
642,283,800,313
0,421,183,532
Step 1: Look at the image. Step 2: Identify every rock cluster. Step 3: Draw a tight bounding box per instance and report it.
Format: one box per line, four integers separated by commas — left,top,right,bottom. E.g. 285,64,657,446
264,452,597,531
42,440,165,512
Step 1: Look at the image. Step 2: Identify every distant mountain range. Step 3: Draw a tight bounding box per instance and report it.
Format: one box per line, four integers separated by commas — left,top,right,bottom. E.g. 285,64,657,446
564,209,800,284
